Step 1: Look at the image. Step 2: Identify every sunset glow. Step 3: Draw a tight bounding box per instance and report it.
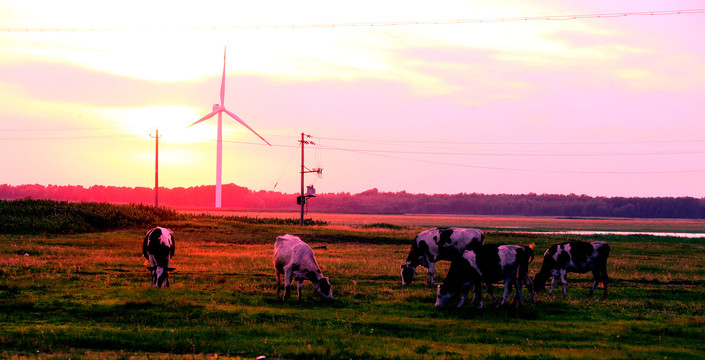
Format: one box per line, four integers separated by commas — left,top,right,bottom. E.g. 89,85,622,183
2,1,705,197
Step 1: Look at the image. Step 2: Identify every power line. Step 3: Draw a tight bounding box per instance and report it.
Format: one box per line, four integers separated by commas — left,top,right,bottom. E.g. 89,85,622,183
6,126,704,146
3,131,704,174
2,9,704,32
322,144,705,175
4,129,704,152
217,139,705,174
3,133,703,158
220,138,705,159
318,136,705,146
0,134,135,141
220,137,705,157
0,126,136,132
317,146,705,157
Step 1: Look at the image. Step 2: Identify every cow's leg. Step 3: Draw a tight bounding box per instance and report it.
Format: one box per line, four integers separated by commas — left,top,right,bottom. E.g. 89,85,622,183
426,262,436,288
474,281,484,309
458,290,467,308
163,258,171,288
276,272,282,299
522,271,536,304
297,279,304,300
514,274,523,307
560,271,568,296
458,283,472,308
486,283,498,301
601,265,609,297
588,269,600,297
149,255,158,287
498,276,515,308
549,277,558,295
468,288,477,304
283,267,294,300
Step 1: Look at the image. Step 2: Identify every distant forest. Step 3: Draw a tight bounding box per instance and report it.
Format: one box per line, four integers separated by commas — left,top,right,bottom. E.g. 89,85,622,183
2,184,705,219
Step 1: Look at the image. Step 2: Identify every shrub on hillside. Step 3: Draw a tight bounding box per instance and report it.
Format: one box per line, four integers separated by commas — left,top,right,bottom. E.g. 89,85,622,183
0,199,186,234
192,213,328,226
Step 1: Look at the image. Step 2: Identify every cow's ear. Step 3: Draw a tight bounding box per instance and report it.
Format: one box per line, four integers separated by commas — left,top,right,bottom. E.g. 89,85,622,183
167,267,176,272
146,266,156,271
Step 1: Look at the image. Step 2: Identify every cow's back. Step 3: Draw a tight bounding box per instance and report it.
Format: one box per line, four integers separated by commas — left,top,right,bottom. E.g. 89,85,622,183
274,234,315,273
436,227,485,260
143,227,174,261
453,227,485,248
544,241,608,273
472,244,508,281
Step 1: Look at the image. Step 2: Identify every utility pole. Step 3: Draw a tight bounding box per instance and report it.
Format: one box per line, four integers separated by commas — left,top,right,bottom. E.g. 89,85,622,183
150,128,161,207
299,133,322,225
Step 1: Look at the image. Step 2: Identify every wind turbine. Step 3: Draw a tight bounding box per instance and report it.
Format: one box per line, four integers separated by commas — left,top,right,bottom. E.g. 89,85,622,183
188,47,271,208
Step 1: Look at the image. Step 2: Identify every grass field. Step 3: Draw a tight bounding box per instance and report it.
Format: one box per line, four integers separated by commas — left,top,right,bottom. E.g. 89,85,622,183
183,209,705,233
1,213,705,359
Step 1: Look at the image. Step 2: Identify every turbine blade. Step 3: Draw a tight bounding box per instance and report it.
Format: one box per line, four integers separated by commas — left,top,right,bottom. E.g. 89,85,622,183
220,47,226,106
187,110,219,128
223,109,272,146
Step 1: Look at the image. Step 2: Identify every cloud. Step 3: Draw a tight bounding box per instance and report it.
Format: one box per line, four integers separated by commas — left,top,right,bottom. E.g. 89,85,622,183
0,60,209,107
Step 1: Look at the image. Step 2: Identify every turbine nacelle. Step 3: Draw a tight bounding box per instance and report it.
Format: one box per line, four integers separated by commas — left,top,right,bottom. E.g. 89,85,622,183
213,104,223,111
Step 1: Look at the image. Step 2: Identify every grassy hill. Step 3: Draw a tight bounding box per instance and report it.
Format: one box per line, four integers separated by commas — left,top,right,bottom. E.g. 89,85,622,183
1,202,704,359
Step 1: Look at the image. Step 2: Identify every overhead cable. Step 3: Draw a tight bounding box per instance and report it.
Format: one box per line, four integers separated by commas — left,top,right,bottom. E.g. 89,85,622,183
321,144,705,174
2,9,704,32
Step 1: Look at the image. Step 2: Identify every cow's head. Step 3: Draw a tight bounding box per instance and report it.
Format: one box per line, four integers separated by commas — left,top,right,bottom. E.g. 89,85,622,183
147,265,176,288
315,277,333,300
400,263,417,286
435,284,452,309
532,273,548,293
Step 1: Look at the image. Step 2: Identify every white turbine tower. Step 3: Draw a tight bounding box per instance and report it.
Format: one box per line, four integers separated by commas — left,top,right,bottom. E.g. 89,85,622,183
188,47,271,208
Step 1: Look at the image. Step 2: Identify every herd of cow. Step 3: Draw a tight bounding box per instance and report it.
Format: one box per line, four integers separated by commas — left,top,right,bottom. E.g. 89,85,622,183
142,226,611,309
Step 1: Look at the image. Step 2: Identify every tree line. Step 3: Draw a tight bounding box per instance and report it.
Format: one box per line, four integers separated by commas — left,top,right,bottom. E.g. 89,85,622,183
2,184,704,219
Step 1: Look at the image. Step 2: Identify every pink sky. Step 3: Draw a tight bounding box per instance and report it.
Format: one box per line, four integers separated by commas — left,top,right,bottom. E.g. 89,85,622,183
1,1,705,199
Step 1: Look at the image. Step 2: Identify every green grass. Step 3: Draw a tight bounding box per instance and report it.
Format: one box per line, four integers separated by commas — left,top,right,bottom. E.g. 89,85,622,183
0,200,328,234
0,199,187,234
1,206,705,359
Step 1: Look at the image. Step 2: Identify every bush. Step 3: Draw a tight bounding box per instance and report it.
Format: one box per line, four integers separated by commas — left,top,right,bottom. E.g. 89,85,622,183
192,213,328,226
0,199,186,234
359,222,405,230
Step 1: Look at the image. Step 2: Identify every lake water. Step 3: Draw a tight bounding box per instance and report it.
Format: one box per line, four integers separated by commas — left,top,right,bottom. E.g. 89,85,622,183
519,231,705,238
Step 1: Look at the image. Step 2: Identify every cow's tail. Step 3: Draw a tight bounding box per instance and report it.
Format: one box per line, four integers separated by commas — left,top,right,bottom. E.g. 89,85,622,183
142,229,152,259
526,245,535,265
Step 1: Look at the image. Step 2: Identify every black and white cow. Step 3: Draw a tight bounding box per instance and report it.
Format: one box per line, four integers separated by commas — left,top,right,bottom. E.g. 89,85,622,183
273,234,333,300
435,244,535,309
142,227,175,288
533,241,610,297
401,227,484,288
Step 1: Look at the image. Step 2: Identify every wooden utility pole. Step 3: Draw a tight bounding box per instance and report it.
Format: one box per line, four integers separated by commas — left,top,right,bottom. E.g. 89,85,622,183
300,133,305,225
299,133,322,225
150,128,161,207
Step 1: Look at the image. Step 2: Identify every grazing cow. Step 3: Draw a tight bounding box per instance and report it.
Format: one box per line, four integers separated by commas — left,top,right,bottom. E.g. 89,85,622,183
435,244,535,309
142,227,175,288
533,241,610,297
401,227,484,287
273,234,333,300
